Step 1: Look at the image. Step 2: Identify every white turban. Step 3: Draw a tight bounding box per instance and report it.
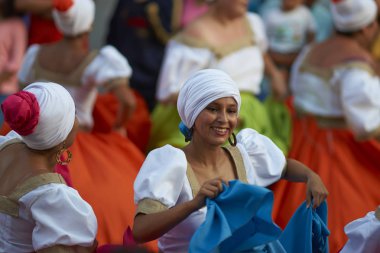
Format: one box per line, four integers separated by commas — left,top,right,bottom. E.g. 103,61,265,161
177,69,241,129
21,82,75,150
331,0,377,32
53,0,95,36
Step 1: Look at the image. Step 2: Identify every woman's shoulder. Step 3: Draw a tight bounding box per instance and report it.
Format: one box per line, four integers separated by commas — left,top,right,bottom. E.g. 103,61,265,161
145,145,187,167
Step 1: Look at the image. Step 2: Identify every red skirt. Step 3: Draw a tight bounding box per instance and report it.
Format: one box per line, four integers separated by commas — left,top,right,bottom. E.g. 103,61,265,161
271,114,380,253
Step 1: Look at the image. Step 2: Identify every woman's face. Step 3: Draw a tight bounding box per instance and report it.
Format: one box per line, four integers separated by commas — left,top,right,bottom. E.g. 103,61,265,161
193,97,238,146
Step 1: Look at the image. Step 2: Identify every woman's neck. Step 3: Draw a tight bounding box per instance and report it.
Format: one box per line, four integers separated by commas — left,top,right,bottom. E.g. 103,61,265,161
28,147,58,172
184,141,225,169
60,35,90,51
208,7,244,27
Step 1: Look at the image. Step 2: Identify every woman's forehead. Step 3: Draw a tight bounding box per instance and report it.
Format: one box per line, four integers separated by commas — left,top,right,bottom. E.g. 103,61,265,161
208,97,237,105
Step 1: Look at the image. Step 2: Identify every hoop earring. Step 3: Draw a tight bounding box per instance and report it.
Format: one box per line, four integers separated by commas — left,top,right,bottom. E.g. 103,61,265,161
228,133,237,147
56,143,72,165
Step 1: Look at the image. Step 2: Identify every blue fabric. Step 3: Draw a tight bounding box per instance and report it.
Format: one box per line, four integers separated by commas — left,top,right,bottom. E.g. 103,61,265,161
279,201,329,253
189,180,282,253
179,121,192,142
189,181,329,253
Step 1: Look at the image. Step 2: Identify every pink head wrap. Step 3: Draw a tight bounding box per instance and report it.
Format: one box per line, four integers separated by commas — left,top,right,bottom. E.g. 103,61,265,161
1,91,40,136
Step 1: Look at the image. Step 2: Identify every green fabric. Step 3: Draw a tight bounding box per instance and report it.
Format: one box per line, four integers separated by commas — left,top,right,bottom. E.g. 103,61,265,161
264,96,291,155
238,93,290,155
148,103,186,151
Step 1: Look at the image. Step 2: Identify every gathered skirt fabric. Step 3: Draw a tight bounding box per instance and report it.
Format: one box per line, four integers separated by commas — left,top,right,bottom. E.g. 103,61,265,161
68,131,144,245
92,91,151,153
270,114,380,253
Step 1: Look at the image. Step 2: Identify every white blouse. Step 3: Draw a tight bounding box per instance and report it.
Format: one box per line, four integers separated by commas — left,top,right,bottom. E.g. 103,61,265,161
134,128,286,253
0,133,97,253
340,210,380,253
263,5,316,53
290,46,380,137
156,13,268,101
18,45,132,129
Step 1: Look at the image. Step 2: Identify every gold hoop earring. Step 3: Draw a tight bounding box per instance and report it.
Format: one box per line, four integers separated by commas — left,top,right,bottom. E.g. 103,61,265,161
56,143,72,165
228,132,237,147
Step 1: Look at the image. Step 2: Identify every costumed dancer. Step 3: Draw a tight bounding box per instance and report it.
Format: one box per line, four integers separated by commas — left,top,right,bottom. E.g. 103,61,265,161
133,69,328,252
270,0,380,252
0,82,97,252
17,0,153,248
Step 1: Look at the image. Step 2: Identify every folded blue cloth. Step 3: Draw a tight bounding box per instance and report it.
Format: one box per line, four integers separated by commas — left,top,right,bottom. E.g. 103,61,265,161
279,200,329,253
189,180,329,253
189,180,282,253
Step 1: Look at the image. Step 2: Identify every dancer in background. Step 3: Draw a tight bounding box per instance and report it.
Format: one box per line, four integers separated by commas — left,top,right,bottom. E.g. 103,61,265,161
149,0,290,155
0,0,27,125
271,0,380,252
17,0,154,249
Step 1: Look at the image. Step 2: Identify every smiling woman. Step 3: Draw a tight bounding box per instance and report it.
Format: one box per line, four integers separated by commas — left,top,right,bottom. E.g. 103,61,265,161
132,69,328,253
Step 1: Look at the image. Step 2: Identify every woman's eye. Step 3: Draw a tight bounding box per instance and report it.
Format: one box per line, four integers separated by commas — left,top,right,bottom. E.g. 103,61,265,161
228,109,237,114
206,107,218,112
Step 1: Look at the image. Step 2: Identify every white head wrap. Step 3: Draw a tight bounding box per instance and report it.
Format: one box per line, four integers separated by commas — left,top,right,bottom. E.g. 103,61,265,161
53,0,95,36
331,0,377,32
22,82,76,150
177,69,241,129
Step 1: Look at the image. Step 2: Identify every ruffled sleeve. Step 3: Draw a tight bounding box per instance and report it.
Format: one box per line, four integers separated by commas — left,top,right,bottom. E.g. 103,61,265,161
18,44,40,85
156,39,213,101
19,184,97,250
134,145,188,213
246,13,268,53
83,45,132,88
333,67,380,138
236,128,286,187
340,210,380,253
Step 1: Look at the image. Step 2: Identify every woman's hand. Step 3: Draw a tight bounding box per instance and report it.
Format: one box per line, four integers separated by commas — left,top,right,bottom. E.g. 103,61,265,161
192,178,225,210
282,159,329,209
306,173,329,209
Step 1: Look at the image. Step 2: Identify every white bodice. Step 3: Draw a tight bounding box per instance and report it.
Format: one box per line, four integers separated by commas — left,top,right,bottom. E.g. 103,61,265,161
18,45,132,129
156,13,268,101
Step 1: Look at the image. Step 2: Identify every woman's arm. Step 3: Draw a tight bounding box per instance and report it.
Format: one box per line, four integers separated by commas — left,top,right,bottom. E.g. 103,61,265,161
109,82,136,136
281,159,329,208
15,0,53,15
263,52,288,101
133,178,224,243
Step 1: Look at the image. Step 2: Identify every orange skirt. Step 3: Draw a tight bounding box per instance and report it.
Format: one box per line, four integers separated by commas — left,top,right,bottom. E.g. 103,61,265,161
271,114,380,253
92,90,151,153
69,132,157,251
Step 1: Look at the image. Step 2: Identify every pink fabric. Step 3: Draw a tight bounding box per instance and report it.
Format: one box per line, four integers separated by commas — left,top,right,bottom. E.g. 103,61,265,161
1,90,40,135
181,0,208,27
96,226,137,253
55,163,73,187
0,18,27,94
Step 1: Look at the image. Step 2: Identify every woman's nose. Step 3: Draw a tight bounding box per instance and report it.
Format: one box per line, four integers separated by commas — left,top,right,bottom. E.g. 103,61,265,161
217,110,228,122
